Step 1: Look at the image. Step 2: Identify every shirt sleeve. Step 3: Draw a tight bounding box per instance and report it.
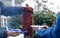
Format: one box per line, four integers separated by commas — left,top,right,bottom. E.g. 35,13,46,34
37,28,46,37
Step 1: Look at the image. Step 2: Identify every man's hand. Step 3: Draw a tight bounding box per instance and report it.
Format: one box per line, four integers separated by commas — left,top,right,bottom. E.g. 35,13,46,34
7,30,20,36
43,25,49,29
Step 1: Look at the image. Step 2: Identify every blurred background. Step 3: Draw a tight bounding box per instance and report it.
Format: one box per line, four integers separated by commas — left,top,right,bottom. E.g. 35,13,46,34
0,0,59,29
0,0,60,38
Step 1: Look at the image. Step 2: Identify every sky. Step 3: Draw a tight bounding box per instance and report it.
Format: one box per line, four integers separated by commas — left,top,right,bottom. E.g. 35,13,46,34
21,0,35,8
1,0,60,14
21,0,60,14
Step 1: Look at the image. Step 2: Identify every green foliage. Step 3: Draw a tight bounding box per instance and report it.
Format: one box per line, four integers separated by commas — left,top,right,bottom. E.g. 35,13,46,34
8,15,22,29
34,12,56,27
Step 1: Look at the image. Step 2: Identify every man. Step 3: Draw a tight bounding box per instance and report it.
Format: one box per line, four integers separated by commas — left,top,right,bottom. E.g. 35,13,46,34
37,13,60,38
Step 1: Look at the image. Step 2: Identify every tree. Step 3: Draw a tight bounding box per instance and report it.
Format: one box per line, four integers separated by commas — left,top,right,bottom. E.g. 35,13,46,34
34,11,56,27
8,15,22,29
